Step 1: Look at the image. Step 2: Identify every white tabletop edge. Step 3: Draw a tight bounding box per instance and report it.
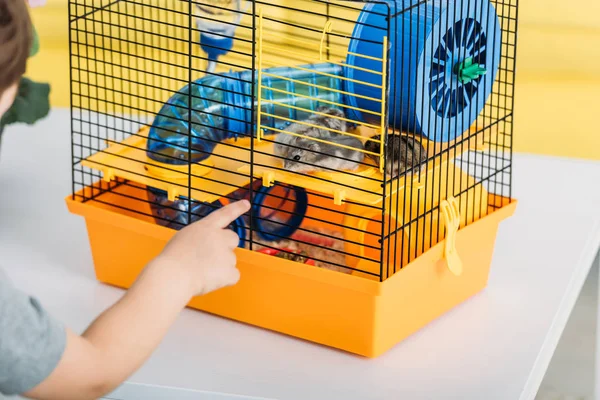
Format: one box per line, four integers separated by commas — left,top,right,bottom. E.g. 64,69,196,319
520,220,600,400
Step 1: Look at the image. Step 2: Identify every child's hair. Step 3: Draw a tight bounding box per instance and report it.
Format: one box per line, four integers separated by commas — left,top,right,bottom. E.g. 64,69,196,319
0,0,33,95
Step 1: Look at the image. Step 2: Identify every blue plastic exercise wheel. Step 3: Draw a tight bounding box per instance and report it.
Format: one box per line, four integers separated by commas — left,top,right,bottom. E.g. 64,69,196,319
147,187,247,248
345,0,502,142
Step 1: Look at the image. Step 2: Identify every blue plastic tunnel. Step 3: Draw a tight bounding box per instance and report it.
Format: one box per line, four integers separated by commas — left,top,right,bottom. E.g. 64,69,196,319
229,181,308,243
148,182,307,244
146,63,345,165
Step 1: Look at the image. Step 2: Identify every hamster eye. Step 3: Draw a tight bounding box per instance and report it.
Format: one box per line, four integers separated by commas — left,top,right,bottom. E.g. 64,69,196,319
293,155,301,161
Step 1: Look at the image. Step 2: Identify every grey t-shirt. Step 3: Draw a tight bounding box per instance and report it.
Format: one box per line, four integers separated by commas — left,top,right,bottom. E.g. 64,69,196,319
0,268,66,396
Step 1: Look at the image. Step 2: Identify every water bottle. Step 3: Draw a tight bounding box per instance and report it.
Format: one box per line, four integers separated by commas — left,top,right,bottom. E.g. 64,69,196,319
195,0,247,73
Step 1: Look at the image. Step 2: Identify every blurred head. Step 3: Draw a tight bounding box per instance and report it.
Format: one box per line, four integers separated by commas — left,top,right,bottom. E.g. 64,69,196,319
0,0,33,119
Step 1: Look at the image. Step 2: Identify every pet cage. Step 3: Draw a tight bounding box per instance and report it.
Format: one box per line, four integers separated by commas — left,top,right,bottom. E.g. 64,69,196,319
66,0,518,357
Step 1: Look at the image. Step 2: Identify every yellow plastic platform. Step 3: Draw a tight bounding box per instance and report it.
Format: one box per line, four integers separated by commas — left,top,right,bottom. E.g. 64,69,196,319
82,126,428,206
81,125,484,207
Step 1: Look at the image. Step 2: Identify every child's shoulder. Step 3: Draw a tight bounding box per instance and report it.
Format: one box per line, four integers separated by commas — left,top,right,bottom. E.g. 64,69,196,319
0,267,67,396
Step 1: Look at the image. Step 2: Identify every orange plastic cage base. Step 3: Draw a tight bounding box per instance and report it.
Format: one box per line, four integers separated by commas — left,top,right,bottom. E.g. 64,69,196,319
66,183,516,358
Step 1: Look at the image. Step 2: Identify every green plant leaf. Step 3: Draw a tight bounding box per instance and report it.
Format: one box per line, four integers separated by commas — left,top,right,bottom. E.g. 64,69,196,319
30,25,40,57
0,77,51,127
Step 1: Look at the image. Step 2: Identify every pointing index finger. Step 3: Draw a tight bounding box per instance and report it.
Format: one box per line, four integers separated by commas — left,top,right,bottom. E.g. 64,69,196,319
203,200,250,229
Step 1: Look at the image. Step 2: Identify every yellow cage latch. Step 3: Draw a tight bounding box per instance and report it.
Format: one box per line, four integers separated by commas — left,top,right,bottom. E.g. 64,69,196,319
440,196,463,276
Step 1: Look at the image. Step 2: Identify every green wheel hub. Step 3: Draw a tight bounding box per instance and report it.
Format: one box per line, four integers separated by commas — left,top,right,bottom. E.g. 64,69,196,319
454,57,487,84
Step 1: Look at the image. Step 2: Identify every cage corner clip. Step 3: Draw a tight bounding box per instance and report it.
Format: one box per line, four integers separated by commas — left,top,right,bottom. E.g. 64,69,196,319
262,171,275,188
101,168,115,183
167,187,179,202
333,189,346,206
440,196,462,276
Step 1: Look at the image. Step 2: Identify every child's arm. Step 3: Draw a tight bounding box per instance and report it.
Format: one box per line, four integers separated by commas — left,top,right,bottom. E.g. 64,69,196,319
23,200,250,400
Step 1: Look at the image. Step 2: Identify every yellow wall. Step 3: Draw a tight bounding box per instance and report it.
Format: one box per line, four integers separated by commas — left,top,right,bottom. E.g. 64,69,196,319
513,0,600,160
28,0,69,108
27,0,600,160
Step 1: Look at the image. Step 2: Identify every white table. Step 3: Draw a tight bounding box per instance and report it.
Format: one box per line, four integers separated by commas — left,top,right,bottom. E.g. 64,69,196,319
1,109,599,400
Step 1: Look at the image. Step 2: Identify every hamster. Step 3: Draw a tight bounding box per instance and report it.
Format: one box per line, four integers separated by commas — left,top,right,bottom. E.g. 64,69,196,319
274,106,346,152
274,106,365,173
281,136,365,173
364,134,428,178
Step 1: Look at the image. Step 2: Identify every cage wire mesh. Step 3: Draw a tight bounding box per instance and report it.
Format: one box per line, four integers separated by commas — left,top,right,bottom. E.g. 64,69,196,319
69,0,517,282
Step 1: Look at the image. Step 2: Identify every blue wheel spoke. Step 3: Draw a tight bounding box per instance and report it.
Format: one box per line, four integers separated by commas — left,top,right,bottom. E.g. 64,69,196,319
462,20,471,47
471,45,487,59
465,20,477,48
430,65,445,81
431,62,446,78
462,87,470,106
433,57,447,67
436,100,445,115
467,32,481,52
444,90,454,118
431,80,446,98
435,87,447,114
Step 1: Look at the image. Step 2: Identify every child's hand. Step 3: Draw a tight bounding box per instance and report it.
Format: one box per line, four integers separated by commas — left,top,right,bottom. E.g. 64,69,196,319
25,199,251,400
156,200,250,297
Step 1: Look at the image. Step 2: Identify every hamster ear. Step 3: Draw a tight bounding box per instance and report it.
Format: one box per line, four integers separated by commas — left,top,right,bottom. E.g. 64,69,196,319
316,106,345,117
334,108,345,117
